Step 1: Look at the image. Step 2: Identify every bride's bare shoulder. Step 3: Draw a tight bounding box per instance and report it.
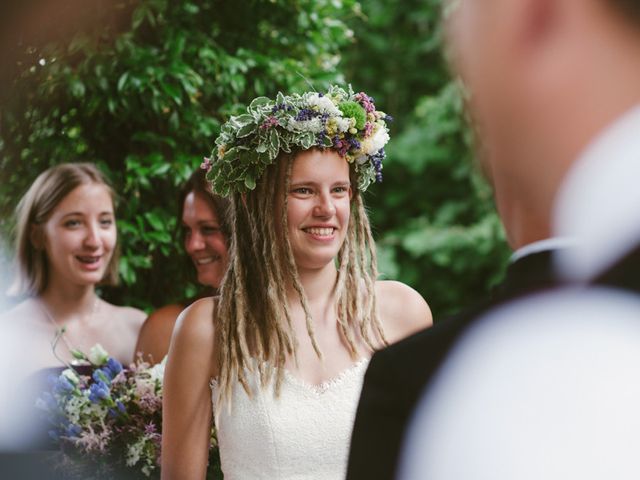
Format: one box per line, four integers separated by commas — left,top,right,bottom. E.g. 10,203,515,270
174,297,216,341
375,280,433,344
168,297,218,377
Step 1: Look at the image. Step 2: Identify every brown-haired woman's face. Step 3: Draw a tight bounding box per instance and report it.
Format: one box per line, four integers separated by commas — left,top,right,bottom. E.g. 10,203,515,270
40,183,116,288
182,191,229,288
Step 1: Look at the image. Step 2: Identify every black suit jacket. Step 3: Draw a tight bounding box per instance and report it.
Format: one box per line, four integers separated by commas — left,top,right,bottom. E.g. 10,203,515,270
592,243,640,294
346,250,561,480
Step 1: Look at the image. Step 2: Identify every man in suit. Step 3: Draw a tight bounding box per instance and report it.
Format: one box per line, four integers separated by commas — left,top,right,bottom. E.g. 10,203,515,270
347,1,640,478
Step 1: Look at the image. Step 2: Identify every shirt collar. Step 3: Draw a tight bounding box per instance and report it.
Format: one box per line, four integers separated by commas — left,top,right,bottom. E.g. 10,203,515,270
553,104,640,281
510,238,577,264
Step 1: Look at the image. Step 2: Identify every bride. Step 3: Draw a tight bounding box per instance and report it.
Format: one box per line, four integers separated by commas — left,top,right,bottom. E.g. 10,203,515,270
161,86,432,479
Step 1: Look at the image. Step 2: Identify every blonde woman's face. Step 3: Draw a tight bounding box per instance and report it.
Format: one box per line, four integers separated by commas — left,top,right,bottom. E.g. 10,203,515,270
40,183,116,289
285,149,352,271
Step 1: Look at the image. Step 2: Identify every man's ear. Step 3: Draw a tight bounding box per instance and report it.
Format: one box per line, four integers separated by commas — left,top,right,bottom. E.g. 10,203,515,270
519,0,558,50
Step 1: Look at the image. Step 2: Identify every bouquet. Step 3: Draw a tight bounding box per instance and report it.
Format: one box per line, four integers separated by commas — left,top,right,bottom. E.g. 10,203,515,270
37,345,222,479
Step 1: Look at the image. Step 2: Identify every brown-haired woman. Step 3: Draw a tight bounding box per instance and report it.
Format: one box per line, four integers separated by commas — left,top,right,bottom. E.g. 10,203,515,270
1,162,145,373
135,168,230,364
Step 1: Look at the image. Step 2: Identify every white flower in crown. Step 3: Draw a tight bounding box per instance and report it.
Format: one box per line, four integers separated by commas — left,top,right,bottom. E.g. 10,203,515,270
307,92,342,116
286,117,325,134
354,154,369,165
360,124,390,156
334,117,352,133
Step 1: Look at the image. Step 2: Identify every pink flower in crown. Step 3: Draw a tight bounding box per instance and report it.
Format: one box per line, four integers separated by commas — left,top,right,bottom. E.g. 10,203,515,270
354,92,376,114
260,115,279,130
201,157,213,172
364,122,374,138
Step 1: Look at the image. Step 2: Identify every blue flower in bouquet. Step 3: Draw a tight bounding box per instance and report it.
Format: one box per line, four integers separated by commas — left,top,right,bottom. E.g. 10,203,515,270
38,391,59,411
89,380,111,403
65,423,82,438
108,401,127,419
52,375,75,395
105,358,123,377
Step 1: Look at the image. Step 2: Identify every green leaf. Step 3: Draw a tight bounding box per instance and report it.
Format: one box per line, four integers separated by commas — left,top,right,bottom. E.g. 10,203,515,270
70,79,85,98
237,123,256,138
232,114,254,128
162,83,183,106
144,212,164,231
117,72,129,92
269,128,280,152
244,174,256,190
249,97,270,108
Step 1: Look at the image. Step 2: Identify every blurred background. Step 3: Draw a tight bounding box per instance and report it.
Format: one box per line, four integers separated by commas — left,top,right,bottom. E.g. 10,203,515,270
0,0,510,319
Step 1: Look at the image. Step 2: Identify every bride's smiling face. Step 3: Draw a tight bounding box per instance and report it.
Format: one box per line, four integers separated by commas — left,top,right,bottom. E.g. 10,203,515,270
284,149,352,271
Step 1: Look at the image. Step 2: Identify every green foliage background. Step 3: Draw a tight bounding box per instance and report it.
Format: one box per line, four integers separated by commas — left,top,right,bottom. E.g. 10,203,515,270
0,0,510,318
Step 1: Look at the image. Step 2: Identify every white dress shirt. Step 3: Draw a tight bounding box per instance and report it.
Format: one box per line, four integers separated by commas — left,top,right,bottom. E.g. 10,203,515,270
554,104,640,281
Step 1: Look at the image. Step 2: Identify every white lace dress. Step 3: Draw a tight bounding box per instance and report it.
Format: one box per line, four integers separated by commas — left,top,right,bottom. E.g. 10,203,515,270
210,358,370,480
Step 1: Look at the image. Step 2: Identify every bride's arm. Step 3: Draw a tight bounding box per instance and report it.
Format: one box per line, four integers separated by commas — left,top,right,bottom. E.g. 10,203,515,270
161,298,218,480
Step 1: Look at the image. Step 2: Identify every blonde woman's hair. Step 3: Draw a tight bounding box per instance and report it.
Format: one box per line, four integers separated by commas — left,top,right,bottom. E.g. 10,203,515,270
9,162,119,297
215,150,387,409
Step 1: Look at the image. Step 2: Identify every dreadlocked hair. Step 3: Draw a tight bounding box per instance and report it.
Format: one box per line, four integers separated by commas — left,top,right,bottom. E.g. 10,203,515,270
215,149,388,411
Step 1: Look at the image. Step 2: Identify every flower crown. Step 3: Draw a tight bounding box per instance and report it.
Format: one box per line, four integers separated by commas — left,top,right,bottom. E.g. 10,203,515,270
204,85,391,196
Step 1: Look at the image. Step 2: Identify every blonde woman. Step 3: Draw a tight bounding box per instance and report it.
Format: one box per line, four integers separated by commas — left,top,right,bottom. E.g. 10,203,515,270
1,163,145,374
162,86,432,479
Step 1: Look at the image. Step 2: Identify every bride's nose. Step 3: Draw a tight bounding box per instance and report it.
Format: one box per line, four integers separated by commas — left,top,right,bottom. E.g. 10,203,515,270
313,192,336,217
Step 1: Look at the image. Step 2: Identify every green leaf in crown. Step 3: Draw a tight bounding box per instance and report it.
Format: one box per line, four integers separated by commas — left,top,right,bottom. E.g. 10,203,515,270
203,85,392,196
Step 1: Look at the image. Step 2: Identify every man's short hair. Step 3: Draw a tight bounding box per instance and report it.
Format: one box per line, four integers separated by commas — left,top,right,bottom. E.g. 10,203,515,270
610,0,640,26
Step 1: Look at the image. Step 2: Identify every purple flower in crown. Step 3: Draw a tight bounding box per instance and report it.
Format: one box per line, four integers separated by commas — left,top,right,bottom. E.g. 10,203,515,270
332,136,350,157
295,108,320,122
370,148,385,183
201,157,213,172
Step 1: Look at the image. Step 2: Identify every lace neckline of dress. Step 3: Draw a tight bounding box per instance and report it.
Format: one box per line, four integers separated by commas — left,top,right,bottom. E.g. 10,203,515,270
281,357,370,395
210,357,370,396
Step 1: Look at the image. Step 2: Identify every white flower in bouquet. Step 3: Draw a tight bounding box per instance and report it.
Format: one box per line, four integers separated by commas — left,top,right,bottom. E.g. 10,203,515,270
87,344,109,365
